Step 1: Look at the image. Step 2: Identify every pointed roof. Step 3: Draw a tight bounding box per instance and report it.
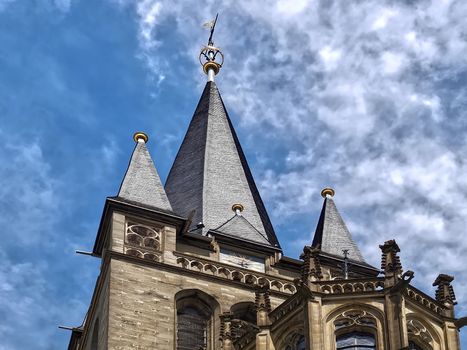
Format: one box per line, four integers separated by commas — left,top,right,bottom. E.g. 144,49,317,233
165,81,280,248
214,214,270,245
118,135,172,212
312,194,365,262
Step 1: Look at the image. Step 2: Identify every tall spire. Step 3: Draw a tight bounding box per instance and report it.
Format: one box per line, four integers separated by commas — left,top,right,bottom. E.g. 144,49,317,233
118,132,172,212
165,82,279,248
311,188,365,262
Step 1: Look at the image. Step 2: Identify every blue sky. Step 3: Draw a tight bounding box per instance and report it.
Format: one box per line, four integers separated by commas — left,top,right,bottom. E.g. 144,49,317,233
0,0,466,348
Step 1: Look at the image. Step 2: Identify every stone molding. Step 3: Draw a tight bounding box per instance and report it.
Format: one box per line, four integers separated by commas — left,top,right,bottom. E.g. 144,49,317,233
174,252,297,294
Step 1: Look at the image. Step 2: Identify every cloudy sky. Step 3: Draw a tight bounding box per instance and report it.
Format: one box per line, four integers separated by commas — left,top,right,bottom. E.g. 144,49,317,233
1,0,466,348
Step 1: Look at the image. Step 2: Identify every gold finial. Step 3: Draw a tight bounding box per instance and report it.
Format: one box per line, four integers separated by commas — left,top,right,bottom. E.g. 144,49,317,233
200,14,224,81
133,132,148,143
321,187,335,198
232,203,244,214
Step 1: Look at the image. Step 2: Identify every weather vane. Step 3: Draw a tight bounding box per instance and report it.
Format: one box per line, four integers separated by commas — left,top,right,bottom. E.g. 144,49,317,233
199,13,224,81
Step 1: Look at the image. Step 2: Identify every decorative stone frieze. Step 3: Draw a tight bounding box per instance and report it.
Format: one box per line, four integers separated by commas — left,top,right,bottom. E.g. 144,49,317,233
405,287,443,315
175,253,297,294
317,278,385,294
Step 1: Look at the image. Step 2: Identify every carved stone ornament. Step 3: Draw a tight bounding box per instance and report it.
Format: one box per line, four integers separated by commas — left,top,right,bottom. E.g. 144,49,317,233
407,319,433,345
124,221,162,262
433,274,457,305
380,239,403,276
334,310,377,330
230,319,260,349
300,245,323,282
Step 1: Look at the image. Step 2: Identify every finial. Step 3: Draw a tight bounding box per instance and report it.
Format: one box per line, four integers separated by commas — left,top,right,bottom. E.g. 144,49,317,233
232,203,244,215
133,132,148,143
342,249,350,280
200,14,224,82
321,187,335,198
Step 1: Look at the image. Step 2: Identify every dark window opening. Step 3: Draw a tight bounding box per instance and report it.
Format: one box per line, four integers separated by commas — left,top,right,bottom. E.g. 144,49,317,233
177,306,209,350
408,341,425,350
285,333,305,350
336,331,376,350
90,319,99,350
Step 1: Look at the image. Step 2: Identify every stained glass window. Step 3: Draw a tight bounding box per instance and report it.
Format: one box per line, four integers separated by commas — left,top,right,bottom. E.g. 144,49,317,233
408,341,424,350
177,306,208,350
285,334,305,350
336,331,376,350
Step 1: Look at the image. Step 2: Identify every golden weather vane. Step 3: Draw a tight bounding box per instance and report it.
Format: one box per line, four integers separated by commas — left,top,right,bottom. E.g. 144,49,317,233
199,13,224,81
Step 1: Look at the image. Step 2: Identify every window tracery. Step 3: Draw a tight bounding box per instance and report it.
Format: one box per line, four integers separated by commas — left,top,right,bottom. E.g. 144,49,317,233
283,332,305,350
124,221,162,261
407,319,433,349
334,310,377,350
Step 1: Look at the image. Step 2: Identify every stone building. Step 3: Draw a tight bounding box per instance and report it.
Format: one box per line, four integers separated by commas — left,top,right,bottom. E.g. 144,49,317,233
67,31,465,350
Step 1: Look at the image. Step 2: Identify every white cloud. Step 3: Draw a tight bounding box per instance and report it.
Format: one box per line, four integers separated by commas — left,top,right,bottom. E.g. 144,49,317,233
0,134,61,245
118,0,467,322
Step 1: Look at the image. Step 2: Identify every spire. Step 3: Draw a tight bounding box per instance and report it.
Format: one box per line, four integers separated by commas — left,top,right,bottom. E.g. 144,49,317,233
118,132,172,212
311,188,365,262
165,82,280,248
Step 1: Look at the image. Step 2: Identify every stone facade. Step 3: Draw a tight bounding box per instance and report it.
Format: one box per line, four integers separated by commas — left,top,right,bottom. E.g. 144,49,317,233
68,201,463,350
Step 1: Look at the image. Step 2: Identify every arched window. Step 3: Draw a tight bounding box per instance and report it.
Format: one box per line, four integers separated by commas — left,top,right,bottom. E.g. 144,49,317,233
177,306,209,350
231,302,256,325
334,310,377,350
284,332,305,350
176,290,219,350
336,331,376,349
408,341,425,350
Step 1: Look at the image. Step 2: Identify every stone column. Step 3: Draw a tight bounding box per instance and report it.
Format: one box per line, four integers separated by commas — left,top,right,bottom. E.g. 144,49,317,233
219,312,233,350
255,287,271,327
255,287,273,350
305,297,324,350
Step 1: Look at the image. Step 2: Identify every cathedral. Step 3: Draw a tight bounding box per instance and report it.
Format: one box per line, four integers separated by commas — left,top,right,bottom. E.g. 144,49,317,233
67,25,465,350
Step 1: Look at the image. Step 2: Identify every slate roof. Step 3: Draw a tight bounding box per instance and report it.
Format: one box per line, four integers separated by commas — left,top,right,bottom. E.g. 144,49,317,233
118,140,173,211
165,81,280,248
214,214,271,245
312,197,365,262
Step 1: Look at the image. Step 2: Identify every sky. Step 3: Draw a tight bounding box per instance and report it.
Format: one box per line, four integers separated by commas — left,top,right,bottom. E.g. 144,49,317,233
0,0,466,348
